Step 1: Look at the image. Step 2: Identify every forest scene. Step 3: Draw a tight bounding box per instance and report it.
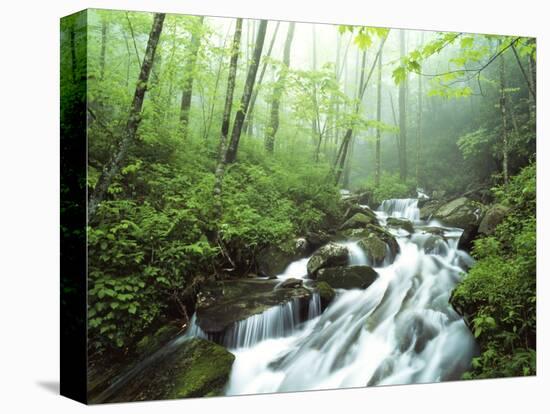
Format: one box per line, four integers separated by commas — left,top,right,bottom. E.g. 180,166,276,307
60,8,536,403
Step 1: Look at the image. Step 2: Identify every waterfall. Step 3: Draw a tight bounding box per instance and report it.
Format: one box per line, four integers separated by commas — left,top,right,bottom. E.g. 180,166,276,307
225,198,477,395
378,198,420,221
186,294,322,349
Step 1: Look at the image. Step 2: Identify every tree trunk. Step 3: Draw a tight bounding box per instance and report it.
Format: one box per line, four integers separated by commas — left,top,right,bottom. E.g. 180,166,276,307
499,42,509,185
375,43,383,187
212,19,243,221
264,22,294,153
180,16,204,139
99,19,108,81
89,13,165,220
226,20,268,163
416,33,424,186
398,29,408,182
243,21,280,136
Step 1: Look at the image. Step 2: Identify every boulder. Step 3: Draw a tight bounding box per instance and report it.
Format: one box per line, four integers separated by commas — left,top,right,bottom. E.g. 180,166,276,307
317,266,378,290
340,212,378,231
256,239,305,277
275,278,303,289
419,200,445,220
386,217,414,233
307,242,349,276
478,204,510,235
196,279,312,334
95,338,235,403
432,197,485,249
343,204,378,222
315,281,336,309
305,230,332,250
358,234,387,265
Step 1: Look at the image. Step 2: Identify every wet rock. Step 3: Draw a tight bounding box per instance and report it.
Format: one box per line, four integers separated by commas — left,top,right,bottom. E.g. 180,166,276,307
135,323,181,359
340,212,378,231
419,200,444,220
386,217,414,233
100,338,235,402
196,279,312,334
256,239,305,277
478,204,510,235
343,204,378,222
317,266,378,290
358,234,387,265
307,242,349,276
275,278,303,289
423,235,448,255
432,197,485,249
305,230,332,250
315,281,336,309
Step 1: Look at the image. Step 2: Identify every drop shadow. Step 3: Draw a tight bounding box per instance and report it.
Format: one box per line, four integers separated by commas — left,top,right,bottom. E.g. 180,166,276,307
36,380,60,395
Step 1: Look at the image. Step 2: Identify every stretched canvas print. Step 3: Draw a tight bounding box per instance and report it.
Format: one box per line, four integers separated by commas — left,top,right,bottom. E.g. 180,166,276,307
60,8,537,404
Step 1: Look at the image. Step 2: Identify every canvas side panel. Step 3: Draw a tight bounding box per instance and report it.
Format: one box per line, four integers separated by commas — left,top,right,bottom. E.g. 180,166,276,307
60,9,88,405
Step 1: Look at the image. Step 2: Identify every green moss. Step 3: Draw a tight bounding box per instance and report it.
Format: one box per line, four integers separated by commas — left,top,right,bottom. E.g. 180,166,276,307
359,234,386,263
316,281,335,309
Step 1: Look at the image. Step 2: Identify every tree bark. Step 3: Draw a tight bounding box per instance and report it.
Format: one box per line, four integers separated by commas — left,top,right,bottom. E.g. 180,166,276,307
225,20,268,163
243,21,280,136
180,16,204,139
265,22,295,153
89,13,165,220
499,41,509,185
99,19,108,81
375,43,383,187
398,29,408,182
212,19,243,221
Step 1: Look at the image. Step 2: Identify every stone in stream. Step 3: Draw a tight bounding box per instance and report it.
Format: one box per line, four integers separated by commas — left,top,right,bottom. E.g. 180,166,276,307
256,238,306,277
306,242,349,276
350,224,400,265
342,203,378,222
419,199,445,220
98,338,235,402
431,196,485,249
386,217,415,233
195,279,312,335
315,281,336,309
317,266,378,290
339,212,378,231
275,278,303,289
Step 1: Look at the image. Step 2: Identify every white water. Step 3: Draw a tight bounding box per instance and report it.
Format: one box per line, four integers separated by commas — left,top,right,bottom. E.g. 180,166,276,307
224,198,477,395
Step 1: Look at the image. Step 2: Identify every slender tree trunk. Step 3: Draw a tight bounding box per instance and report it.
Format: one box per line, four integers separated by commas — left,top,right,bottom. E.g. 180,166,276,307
226,20,268,163
70,23,77,82
511,43,535,101
265,22,295,153
375,43,383,187
89,13,165,220
499,41,509,185
398,29,408,182
343,135,354,188
416,33,424,186
180,16,204,139
212,19,243,221
99,19,108,81
389,91,400,156
243,21,280,136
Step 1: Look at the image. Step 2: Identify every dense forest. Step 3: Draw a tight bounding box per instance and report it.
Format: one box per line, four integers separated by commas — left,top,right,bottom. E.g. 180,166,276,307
61,9,536,402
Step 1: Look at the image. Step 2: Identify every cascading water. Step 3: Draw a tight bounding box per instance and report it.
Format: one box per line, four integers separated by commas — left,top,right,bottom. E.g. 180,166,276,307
224,198,478,395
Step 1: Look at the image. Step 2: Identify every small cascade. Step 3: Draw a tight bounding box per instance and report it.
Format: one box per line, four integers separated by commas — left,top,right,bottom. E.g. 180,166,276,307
378,198,420,221
277,258,309,280
341,241,368,266
187,294,322,349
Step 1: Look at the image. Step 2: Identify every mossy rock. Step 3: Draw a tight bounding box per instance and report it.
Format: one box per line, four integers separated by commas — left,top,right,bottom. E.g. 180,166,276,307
340,212,377,231
316,281,336,309
135,323,181,359
98,338,235,403
478,204,510,235
386,217,414,233
317,266,378,290
307,242,349,276
256,239,304,277
358,234,387,265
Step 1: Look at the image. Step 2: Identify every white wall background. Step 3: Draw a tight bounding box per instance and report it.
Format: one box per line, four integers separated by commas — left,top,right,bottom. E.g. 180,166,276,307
0,0,547,412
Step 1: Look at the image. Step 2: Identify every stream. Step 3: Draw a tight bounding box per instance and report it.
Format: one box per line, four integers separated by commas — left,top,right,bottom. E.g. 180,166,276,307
222,198,478,394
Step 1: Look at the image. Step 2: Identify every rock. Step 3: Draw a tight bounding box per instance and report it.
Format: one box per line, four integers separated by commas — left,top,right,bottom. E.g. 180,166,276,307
343,204,378,222
340,212,377,231
256,239,304,277
315,281,336,309
317,266,378,290
196,279,312,334
307,242,349,276
386,217,414,233
275,278,303,289
100,338,235,402
416,226,446,237
295,237,309,255
135,323,181,359
305,231,332,250
478,204,510,235
419,200,444,220
432,197,485,249
358,234,387,265
423,235,448,255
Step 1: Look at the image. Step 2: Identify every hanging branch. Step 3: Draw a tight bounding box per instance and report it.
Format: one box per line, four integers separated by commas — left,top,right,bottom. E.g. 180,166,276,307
125,12,142,64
